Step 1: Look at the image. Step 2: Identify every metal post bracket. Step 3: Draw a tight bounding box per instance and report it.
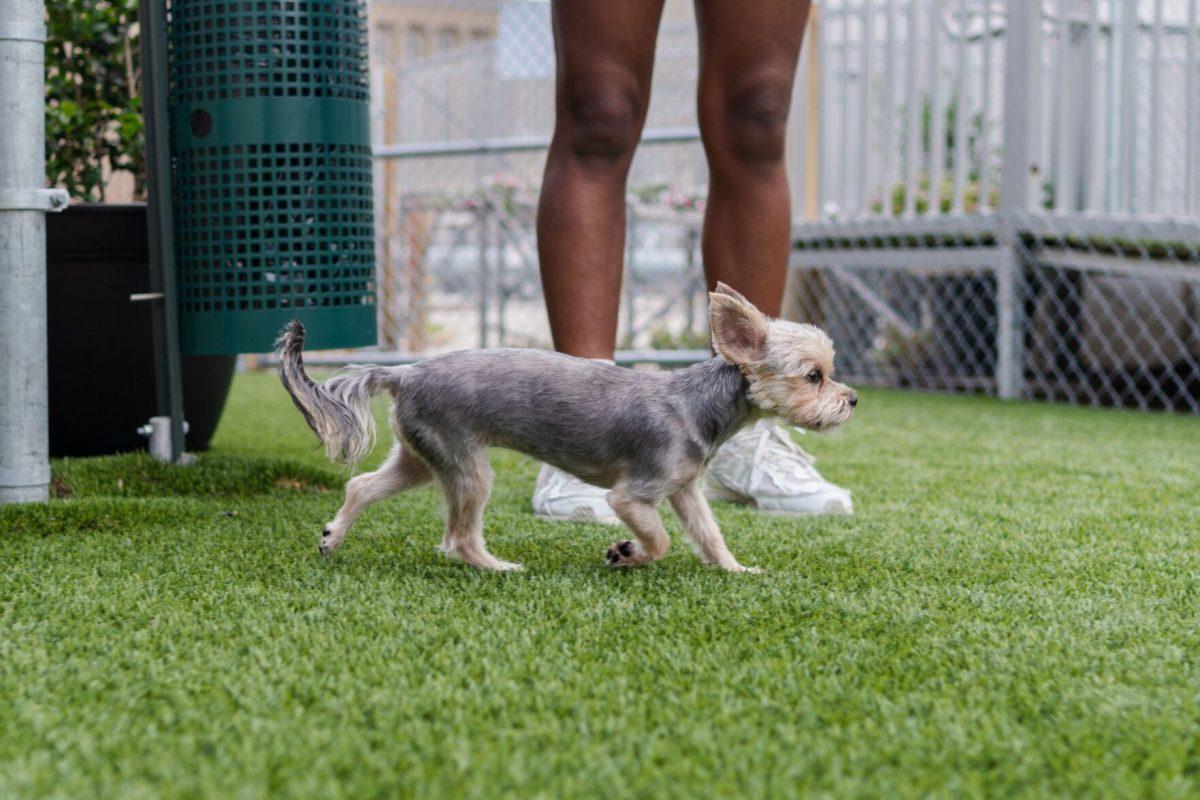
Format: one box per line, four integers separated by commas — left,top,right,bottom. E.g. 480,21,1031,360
0,21,46,42
0,188,69,211
0,464,51,487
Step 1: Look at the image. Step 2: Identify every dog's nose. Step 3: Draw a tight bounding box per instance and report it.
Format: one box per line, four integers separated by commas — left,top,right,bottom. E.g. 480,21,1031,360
848,393,858,408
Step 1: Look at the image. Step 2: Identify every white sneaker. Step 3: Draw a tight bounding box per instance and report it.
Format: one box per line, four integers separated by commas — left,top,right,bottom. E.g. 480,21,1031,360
532,463,621,525
706,419,853,515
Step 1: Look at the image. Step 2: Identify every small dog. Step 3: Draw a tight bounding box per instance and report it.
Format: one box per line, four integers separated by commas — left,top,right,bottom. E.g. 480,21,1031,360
277,283,856,572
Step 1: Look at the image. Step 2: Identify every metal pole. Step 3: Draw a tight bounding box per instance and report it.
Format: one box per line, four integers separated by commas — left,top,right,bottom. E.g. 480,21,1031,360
1082,0,1100,211
788,6,807,219
476,203,489,349
839,1,851,213
374,127,702,160
881,0,897,214
996,0,1036,400
1149,0,1163,213
902,0,920,217
858,0,872,213
1118,0,1138,212
804,5,823,219
0,0,66,503
929,0,945,215
138,0,187,463
1053,0,1072,213
951,0,968,214
978,0,993,211
623,210,638,346
1188,0,1198,216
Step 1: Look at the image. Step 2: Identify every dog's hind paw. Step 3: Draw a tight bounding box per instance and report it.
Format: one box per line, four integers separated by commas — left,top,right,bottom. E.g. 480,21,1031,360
605,540,639,567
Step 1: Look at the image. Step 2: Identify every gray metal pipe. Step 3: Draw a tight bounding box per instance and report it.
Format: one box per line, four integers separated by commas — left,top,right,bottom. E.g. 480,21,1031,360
0,0,51,503
997,0,1037,401
373,126,701,160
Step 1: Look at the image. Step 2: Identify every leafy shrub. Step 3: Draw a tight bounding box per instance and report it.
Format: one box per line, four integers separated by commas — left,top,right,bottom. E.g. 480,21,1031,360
44,0,144,202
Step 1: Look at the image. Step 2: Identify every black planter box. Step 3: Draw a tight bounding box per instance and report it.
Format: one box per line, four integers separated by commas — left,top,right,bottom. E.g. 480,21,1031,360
46,204,235,457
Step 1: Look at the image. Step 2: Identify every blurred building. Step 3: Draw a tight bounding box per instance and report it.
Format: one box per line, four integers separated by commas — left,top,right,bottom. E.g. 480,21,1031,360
368,0,499,64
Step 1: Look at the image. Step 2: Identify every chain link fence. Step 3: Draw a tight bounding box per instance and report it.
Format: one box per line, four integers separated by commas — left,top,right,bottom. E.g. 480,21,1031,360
790,214,1200,412
365,0,1200,413
1017,214,1200,411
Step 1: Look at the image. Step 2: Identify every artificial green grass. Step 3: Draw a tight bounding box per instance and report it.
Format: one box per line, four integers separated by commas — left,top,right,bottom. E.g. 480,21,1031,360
3,370,1199,799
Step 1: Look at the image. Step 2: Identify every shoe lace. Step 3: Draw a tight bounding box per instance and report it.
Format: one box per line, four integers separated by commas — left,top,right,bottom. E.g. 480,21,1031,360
748,423,820,486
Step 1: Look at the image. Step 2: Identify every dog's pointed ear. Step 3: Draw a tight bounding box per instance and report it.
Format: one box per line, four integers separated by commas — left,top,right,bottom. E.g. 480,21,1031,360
712,281,754,307
709,288,769,365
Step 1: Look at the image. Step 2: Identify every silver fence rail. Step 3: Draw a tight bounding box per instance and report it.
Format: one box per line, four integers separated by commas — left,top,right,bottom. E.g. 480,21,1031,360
367,0,1200,413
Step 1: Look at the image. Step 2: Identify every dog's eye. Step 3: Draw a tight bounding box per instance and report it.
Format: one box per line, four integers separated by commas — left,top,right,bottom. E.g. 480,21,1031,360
806,370,821,384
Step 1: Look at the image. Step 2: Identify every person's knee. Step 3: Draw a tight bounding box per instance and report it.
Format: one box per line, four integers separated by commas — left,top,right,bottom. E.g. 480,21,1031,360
558,73,644,165
707,71,793,167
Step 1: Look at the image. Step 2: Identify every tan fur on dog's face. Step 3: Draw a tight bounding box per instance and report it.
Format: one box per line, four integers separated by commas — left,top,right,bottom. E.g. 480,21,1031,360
709,283,857,431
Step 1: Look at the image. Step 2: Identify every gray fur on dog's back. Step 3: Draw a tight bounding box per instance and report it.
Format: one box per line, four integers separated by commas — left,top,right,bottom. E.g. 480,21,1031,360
392,348,751,490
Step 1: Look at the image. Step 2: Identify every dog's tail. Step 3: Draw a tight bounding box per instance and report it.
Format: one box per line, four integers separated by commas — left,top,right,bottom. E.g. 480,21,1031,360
275,320,393,468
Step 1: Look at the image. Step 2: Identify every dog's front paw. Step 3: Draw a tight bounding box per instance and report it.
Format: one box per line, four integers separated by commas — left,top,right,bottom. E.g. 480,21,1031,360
605,540,640,567
319,527,343,556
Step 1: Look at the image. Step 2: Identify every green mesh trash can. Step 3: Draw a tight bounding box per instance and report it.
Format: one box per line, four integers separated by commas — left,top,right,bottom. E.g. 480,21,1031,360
166,0,377,355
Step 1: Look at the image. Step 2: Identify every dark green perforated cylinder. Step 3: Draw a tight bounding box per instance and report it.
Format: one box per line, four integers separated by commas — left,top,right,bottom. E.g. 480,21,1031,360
166,0,377,355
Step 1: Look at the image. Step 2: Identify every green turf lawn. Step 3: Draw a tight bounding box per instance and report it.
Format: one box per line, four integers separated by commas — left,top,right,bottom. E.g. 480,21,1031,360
3,370,1199,799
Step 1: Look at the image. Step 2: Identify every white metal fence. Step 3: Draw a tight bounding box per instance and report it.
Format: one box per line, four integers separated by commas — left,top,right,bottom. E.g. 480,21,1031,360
369,0,1200,413
809,0,1200,218
794,0,1200,412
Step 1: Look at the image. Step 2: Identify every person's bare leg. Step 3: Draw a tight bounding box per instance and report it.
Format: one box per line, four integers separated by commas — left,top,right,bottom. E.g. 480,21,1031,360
537,0,666,358
694,0,811,313
695,1,853,518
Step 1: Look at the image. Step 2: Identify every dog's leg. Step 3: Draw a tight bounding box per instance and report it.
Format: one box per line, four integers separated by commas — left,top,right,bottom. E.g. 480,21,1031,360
669,482,761,573
604,486,671,567
438,449,522,572
321,443,431,556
